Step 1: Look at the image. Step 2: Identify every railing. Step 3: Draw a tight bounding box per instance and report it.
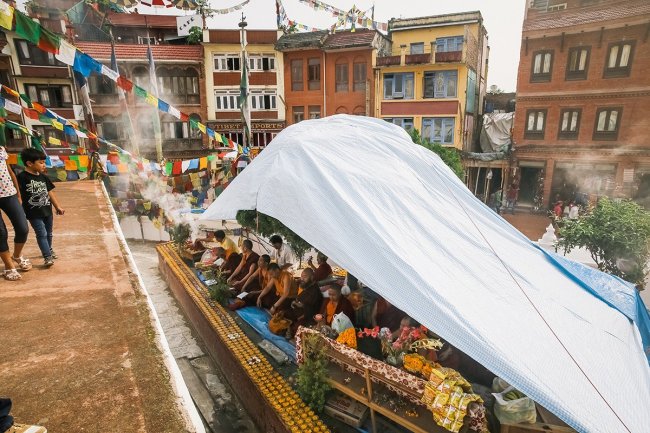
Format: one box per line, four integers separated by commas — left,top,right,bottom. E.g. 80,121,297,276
435,51,463,63
405,53,432,65
376,56,401,67
90,93,118,105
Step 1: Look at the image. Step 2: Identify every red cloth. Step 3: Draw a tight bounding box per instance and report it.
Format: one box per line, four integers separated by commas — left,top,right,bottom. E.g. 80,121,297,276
180,112,189,122
108,153,120,164
23,108,40,120
117,76,133,92
172,161,182,175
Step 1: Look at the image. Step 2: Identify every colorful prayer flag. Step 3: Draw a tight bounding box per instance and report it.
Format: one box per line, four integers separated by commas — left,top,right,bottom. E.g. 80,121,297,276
165,161,173,176
48,136,61,146
134,85,148,99
55,40,76,65
73,51,102,77
0,2,14,31
199,157,207,170
145,93,158,107
15,12,41,45
117,76,133,92
51,120,64,131
37,28,61,54
168,105,181,119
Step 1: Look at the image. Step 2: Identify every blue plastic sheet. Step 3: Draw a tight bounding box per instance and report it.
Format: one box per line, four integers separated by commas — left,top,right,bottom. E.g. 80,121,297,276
235,306,296,362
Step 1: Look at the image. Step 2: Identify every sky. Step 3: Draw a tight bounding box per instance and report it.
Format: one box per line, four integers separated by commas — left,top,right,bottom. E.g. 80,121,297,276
20,0,526,91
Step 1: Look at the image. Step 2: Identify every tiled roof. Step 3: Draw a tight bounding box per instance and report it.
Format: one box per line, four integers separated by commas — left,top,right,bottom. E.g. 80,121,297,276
323,29,377,50
523,1,650,32
106,12,179,28
75,42,203,61
275,31,329,51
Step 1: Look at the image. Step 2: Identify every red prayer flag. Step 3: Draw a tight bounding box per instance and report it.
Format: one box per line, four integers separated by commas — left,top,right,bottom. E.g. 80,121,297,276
31,102,46,114
59,155,69,161
23,108,39,120
180,112,189,122
117,76,133,92
172,160,182,175
108,153,120,164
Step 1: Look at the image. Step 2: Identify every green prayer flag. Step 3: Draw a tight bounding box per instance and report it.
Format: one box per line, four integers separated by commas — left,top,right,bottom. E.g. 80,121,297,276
165,161,173,176
189,118,199,129
30,135,44,152
38,114,52,124
119,153,130,163
15,12,41,45
37,28,60,54
0,107,7,118
19,94,32,107
134,85,147,99
17,155,23,167
207,155,216,161
0,123,5,148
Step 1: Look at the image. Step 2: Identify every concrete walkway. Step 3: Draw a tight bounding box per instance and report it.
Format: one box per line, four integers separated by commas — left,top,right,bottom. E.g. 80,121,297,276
0,182,192,433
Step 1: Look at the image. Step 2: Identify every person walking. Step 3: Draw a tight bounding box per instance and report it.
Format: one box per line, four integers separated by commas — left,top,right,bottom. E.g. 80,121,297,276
17,148,64,267
505,183,519,215
0,145,31,280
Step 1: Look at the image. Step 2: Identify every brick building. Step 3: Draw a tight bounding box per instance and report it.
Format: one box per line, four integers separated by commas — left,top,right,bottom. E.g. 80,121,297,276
203,29,285,148
74,12,208,159
276,28,389,125
513,0,650,207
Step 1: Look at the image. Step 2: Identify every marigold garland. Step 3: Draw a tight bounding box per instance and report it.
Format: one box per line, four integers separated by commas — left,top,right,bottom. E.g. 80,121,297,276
335,327,357,349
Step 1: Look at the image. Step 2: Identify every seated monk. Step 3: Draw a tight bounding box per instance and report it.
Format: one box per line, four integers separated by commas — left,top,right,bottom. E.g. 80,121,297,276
373,296,407,333
256,263,296,314
318,283,355,327
217,247,241,278
307,252,333,286
227,239,259,291
285,268,323,337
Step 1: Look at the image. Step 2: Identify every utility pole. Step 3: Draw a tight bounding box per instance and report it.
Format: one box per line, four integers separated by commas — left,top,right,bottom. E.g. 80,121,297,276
239,13,250,150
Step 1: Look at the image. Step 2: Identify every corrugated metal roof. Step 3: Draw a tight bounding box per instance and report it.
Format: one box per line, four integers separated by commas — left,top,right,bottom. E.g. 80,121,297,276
106,12,179,28
323,29,376,50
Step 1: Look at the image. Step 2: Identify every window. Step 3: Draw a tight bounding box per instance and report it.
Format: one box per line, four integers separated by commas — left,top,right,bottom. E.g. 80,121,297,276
525,109,547,139
566,47,589,80
250,90,277,110
24,84,73,107
137,36,156,45
335,62,349,92
293,106,304,123
604,42,634,78
214,89,241,111
132,66,149,89
383,73,414,100
33,126,77,146
384,118,414,131
96,120,122,141
308,105,321,119
248,55,276,71
214,55,241,72
158,67,200,104
548,3,567,11
436,36,463,53
353,62,366,92
308,58,320,91
15,40,65,66
291,59,303,91
161,113,191,140
594,107,621,140
423,70,457,98
558,108,581,139
410,43,424,55
422,118,455,145
531,51,553,82
252,132,276,147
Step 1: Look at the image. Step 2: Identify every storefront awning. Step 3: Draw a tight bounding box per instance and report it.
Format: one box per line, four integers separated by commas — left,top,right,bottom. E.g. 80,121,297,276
202,115,650,433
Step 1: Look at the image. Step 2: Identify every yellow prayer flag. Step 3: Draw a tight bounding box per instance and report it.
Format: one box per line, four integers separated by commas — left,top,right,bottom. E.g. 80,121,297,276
56,169,67,182
0,3,14,31
199,157,207,170
78,155,88,169
7,154,17,165
51,120,64,131
48,137,61,146
213,134,223,144
198,123,206,134
145,93,158,107
64,159,77,171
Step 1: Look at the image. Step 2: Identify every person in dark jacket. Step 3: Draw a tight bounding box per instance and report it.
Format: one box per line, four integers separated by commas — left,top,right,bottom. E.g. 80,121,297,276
285,268,323,337
318,283,355,327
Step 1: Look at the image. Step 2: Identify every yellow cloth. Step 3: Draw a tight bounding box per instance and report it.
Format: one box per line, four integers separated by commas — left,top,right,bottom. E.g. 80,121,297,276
145,93,158,107
273,271,291,297
198,123,206,134
220,236,240,257
78,155,89,169
326,301,337,325
64,159,77,171
48,137,61,146
56,169,67,181
7,154,17,165
51,120,64,131
199,157,208,170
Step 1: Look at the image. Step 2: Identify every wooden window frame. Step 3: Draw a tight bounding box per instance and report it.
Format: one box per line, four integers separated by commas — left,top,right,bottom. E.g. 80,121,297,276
524,109,547,139
335,62,349,93
557,108,581,140
308,58,320,91
290,59,304,91
603,41,635,79
593,107,622,141
565,46,590,81
530,50,554,83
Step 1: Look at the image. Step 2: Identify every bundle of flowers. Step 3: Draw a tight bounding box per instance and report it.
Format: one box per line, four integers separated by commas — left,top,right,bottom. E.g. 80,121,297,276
335,327,357,349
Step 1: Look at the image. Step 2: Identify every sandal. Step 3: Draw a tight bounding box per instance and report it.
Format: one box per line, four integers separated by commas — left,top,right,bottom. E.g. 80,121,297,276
11,256,32,271
3,269,22,281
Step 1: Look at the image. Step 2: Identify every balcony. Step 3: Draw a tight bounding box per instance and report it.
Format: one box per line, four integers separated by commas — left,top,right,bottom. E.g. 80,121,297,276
405,53,432,65
90,93,118,106
376,56,401,67
435,51,463,63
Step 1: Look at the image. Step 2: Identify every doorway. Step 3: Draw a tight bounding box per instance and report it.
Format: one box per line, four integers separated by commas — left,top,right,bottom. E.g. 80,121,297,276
519,167,541,206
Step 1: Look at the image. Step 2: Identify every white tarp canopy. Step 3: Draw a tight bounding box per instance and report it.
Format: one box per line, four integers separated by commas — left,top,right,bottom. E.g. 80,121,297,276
202,115,650,433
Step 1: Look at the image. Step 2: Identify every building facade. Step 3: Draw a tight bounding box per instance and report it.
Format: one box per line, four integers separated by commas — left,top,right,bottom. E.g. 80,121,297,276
203,29,285,148
74,12,208,160
514,0,650,207
375,12,489,153
277,28,389,125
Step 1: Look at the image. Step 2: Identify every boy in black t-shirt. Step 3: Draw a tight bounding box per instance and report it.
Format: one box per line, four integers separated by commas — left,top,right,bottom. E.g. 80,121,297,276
17,148,64,267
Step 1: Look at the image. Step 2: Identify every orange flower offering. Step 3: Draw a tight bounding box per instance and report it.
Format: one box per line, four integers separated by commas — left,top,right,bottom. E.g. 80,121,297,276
335,327,357,349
